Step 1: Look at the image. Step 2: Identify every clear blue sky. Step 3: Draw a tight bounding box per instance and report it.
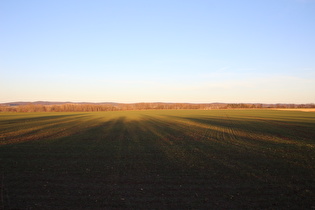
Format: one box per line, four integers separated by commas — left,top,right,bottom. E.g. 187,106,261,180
1,0,314,103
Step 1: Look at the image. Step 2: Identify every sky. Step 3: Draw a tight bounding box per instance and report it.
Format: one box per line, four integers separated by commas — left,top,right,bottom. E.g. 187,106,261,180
1,0,315,103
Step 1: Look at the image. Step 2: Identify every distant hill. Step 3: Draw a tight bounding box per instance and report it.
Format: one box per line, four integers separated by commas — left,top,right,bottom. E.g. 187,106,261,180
0,101,119,106
1,101,314,112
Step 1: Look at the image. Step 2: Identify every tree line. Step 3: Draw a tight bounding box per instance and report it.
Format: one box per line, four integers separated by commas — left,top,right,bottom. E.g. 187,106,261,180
0,102,314,112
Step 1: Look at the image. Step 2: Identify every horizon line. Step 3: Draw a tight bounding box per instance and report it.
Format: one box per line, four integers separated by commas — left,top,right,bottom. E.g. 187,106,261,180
1,101,314,105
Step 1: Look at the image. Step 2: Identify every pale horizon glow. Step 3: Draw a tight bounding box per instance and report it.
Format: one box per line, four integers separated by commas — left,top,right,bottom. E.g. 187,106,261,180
1,0,315,104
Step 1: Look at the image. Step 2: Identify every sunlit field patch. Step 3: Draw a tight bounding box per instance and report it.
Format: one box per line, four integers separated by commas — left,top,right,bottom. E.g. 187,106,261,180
0,110,314,209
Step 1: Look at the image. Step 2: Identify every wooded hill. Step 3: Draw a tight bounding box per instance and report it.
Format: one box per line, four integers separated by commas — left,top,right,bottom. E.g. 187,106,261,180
0,102,314,112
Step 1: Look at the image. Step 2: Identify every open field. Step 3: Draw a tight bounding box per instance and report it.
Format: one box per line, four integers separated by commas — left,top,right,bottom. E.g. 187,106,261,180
274,108,315,112
0,110,314,209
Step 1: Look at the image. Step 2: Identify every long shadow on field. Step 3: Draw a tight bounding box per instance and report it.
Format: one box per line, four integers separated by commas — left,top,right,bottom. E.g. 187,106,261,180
0,114,97,145
170,115,315,145
163,114,315,169
0,114,86,125
0,115,314,209
139,115,315,208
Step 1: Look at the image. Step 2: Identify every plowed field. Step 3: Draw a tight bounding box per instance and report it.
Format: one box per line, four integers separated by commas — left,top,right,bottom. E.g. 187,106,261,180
1,110,314,209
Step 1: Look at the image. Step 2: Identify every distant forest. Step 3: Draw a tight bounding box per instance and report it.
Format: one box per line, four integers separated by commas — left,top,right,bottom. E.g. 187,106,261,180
0,102,314,112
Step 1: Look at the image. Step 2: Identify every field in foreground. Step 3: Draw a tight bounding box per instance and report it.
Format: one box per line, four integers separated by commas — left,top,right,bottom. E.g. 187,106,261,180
0,110,314,209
